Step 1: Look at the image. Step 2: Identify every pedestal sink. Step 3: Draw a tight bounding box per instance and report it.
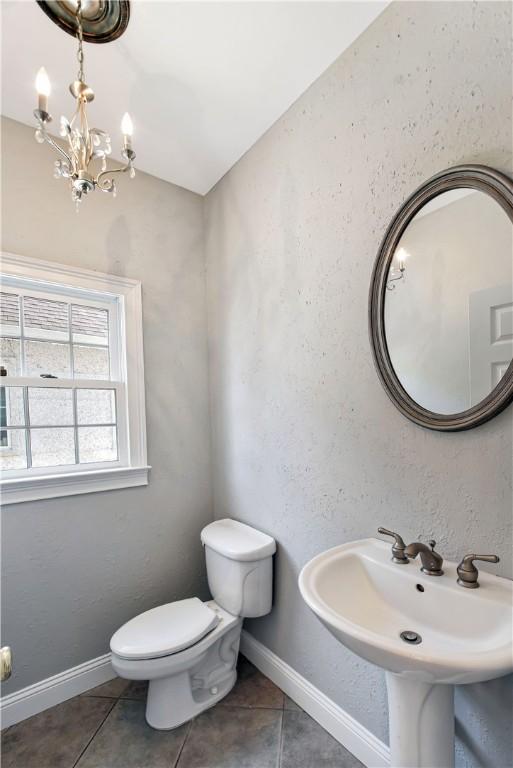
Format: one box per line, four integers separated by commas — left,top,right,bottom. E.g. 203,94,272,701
298,538,513,768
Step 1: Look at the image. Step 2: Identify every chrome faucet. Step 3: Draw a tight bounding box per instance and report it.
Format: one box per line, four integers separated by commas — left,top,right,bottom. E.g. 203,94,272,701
457,553,500,588
377,527,409,564
405,539,444,576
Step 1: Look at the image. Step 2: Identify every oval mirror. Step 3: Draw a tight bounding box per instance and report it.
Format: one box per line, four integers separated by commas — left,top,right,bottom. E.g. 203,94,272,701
369,165,513,431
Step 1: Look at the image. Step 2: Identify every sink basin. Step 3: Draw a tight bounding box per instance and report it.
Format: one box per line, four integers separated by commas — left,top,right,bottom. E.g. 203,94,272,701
299,538,513,767
299,537,513,684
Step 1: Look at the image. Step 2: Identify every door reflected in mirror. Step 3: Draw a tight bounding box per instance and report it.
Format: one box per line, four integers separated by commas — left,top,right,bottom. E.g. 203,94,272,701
384,188,513,414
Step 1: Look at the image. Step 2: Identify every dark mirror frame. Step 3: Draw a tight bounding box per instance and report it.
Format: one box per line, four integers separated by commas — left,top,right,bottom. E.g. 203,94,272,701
369,164,513,431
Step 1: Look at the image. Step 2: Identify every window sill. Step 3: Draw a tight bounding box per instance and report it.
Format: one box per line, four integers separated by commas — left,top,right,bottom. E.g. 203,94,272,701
0,466,150,505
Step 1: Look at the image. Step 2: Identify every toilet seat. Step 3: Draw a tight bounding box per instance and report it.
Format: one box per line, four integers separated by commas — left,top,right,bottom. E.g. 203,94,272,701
110,597,220,660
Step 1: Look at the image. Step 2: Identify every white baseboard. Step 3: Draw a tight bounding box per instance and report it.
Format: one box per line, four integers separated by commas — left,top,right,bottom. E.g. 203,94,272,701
240,630,390,768
1,653,116,729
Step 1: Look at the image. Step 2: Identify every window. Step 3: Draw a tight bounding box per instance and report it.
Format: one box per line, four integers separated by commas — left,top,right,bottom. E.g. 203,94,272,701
0,253,148,504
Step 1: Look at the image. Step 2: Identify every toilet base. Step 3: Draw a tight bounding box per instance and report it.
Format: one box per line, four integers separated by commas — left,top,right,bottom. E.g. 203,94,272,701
146,668,237,730
142,616,241,730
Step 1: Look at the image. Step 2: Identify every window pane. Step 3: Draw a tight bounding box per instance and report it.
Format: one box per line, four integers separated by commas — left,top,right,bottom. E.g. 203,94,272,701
76,389,115,425
0,338,21,376
1,386,25,426
30,427,75,467
25,340,71,378
0,429,27,470
23,295,69,342
0,292,20,336
78,426,117,463
72,305,109,346
28,387,73,426
73,345,110,380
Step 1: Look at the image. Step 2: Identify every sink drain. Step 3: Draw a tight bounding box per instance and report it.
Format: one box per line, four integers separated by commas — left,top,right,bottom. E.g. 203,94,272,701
400,630,422,645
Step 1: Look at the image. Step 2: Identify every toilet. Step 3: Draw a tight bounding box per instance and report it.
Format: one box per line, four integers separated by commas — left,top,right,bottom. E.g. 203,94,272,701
110,519,276,730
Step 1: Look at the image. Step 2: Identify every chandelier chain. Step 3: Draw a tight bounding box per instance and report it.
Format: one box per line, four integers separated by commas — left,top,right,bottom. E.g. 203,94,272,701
76,0,84,82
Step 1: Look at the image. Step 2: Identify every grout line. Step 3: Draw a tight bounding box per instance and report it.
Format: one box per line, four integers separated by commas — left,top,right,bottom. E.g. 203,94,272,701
119,689,148,701
81,694,119,701
119,695,146,701
71,697,118,768
173,718,194,768
217,703,285,711
277,709,285,768
81,679,129,701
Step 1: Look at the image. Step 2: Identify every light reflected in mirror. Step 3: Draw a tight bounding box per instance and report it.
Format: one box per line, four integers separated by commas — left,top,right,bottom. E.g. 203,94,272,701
384,188,513,414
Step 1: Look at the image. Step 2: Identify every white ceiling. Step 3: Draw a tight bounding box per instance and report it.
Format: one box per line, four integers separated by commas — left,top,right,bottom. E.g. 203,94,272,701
1,1,387,195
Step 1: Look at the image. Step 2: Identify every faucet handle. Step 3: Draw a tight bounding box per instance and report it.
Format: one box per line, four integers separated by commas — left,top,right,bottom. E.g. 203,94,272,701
377,527,408,564
457,553,500,589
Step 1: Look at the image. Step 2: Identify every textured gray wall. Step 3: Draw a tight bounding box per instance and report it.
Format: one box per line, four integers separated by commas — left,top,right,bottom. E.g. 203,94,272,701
1,116,212,693
204,3,513,766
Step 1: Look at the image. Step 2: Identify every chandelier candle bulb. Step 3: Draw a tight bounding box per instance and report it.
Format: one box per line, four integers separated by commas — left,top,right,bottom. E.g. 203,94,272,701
121,112,133,149
35,67,51,113
397,247,409,272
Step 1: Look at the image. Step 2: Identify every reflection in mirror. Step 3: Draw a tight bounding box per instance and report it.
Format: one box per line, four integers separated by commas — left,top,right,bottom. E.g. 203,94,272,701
384,188,513,414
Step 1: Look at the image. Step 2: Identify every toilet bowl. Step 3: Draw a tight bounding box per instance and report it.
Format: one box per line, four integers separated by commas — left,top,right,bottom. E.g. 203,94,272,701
110,519,276,730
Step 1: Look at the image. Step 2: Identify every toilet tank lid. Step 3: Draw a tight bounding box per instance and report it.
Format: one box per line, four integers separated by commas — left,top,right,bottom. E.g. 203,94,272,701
201,519,276,561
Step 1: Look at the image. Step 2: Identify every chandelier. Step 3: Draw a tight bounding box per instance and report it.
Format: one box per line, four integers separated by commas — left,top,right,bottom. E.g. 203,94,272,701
33,0,135,207
386,247,408,291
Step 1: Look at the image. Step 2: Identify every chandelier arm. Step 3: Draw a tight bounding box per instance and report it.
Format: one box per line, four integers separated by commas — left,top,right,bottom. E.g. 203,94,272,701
76,102,90,168
41,128,74,168
385,266,406,291
96,162,132,191
67,102,82,170
81,103,94,166
70,98,80,129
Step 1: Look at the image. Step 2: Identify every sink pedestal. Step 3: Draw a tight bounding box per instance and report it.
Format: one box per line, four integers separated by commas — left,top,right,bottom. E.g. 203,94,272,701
386,673,454,768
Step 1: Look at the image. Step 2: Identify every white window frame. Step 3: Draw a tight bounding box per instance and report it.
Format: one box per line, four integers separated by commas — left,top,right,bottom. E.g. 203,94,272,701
0,384,11,450
0,252,149,504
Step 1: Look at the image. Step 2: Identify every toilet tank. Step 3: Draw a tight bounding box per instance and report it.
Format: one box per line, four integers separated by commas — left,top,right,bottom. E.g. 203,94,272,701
201,519,276,618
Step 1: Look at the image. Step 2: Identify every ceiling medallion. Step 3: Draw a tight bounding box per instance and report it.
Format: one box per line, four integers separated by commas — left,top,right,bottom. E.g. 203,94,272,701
34,0,135,208
36,1,130,44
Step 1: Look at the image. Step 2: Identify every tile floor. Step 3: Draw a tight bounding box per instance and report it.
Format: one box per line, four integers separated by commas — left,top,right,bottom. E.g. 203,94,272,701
1,656,363,768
